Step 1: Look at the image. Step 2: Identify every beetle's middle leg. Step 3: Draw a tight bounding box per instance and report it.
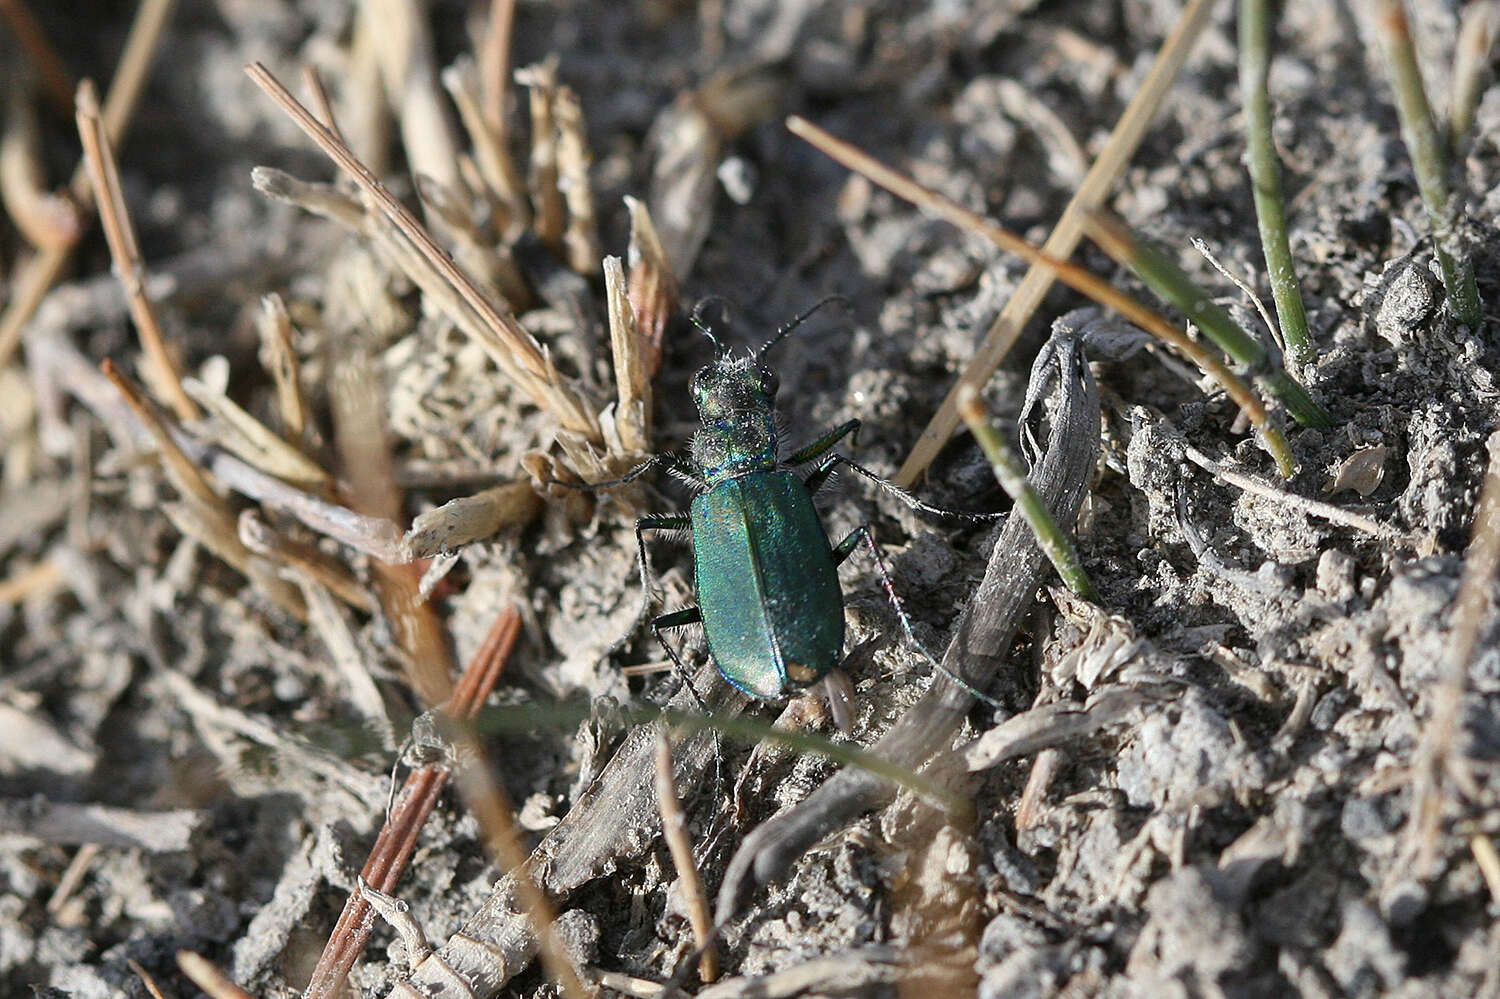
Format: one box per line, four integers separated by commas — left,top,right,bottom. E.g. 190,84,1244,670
634,515,709,709
831,524,1004,710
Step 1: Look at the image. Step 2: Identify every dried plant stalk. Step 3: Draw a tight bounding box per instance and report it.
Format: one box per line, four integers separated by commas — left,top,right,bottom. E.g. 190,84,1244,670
604,256,652,454
301,608,521,999
403,481,540,558
246,63,602,443
362,0,460,191
182,378,331,491
624,196,675,379
256,294,309,446
0,0,178,370
77,80,198,422
518,59,565,250
238,510,377,614
654,733,719,983
554,86,601,274
0,0,75,112
890,0,1217,486
786,116,1296,478
443,56,528,233
2,74,82,250
176,952,256,999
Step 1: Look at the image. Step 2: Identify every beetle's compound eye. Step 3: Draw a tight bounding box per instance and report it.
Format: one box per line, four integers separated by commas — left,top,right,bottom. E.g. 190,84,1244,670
689,368,707,400
759,367,779,397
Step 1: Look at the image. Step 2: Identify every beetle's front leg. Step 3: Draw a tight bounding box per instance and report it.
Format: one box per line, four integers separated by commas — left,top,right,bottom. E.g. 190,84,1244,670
827,455,1005,523
785,419,860,467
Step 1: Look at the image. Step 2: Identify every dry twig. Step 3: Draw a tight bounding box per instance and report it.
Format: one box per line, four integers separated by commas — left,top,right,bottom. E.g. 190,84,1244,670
0,0,178,370
892,0,1217,486
654,732,718,983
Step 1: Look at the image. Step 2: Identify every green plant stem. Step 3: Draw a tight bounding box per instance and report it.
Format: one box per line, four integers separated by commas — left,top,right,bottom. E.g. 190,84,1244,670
1087,210,1332,430
1239,0,1313,369
1375,0,1482,325
473,698,967,815
957,386,1097,601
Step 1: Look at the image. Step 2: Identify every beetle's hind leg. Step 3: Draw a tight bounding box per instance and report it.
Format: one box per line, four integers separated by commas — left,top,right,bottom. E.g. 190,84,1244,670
651,606,710,712
831,524,1004,711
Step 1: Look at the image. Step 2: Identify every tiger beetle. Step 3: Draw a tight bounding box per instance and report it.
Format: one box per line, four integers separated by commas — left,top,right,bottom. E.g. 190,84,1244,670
573,297,1003,717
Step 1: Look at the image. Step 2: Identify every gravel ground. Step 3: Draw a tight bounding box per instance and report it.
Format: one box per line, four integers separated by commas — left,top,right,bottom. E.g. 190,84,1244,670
3,2,1500,998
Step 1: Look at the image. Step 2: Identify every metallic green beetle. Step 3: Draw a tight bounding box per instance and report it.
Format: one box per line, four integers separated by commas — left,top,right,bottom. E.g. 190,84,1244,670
610,299,998,704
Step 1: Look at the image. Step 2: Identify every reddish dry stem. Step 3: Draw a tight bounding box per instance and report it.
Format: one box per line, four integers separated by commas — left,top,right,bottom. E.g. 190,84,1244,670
301,607,520,999
0,0,77,114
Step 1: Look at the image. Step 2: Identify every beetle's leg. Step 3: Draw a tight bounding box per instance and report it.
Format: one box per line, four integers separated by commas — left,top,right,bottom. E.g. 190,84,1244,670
831,523,1004,711
828,455,1004,523
784,419,860,466
651,606,709,711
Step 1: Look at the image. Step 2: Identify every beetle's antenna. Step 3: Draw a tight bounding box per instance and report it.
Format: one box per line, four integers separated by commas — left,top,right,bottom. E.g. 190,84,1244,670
691,297,733,357
756,295,852,359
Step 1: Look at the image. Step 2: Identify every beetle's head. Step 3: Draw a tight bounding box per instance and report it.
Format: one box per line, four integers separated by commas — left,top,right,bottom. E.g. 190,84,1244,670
689,357,779,420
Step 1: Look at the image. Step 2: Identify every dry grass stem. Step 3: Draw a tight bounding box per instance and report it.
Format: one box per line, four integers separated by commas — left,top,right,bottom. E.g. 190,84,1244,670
2,76,82,250
0,0,177,370
443,55,528,232
127,958,169,999
1450,1,1499,151
518,59,566,251
40,332,406,561
402,481,540,558
555,86,601,273
176,951,257,999
362,0,460,191
889,0,1217,486
1178,439,1413,545
0,0,76,112
481,0,518,134
237,510,378,613
302,610,519,999
328,343,456,707
246,62,602,443
101,360,306,616
251,166,367,230
76,80,197,422
654,732,719,982
0,557,62,606
47,842,98,911
255,294,309,446
604,256,652,453
1406,431,1500,874
415,172,530,309
787,115,1295,477
624,196,675,379
182,378,330,490
1471,834,1500,907
300,64,346,144
1016,749,1062,832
